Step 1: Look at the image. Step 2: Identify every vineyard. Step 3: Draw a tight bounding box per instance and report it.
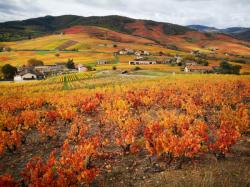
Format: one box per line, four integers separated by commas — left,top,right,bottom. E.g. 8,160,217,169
0,72,152,96
0,74,249,186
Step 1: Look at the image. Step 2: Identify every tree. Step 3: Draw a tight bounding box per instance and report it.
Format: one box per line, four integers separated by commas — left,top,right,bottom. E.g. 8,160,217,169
1,64,17,80
231,65,241,75
27,58,44,67
197,58,209,66
159,51,164,56
134,66,141,71
66,59,75,69
220,61,231,73
219,61,241,74
0,66,3,79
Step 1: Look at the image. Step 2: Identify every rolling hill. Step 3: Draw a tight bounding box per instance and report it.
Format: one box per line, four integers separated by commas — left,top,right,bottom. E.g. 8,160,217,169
0,15,192,42
0,15,250,73
1,15,249,55
188,25,250,41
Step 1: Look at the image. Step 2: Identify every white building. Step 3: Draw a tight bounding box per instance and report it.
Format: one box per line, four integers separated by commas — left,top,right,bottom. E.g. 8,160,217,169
14,72,37,81
97,60,108,65
14,69,44,81
77,64,88,72
14,75,24,82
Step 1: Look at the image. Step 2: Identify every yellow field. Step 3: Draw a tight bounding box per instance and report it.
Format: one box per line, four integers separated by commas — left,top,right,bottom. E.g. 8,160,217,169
0,30,250,73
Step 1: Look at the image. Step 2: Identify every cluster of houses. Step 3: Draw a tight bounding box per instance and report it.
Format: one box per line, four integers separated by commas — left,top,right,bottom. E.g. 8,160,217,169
14,63,88,82
129,55,184,66
190,50,207,58
115,48,150,56
128,59,218,73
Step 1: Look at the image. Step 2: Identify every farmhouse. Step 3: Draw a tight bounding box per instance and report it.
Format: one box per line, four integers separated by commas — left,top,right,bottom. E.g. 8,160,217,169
97,60,108,65
34,65,53,73
129,61,157,65
34,65,65,73
117,49,150,56
135,50,150,56
77,64,88,72
184,65,213,73
156,60,168,64
118,48,135,55
135,56,144,60
168,56,183,65
14,69,44,81
184,60,197,66
55,62,67,69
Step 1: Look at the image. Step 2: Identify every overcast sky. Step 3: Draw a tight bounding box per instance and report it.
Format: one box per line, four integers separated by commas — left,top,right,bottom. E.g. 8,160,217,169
0,0,249,28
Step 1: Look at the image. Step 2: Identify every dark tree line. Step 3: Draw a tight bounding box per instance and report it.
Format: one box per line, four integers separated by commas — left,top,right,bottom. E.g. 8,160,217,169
219,61,241,75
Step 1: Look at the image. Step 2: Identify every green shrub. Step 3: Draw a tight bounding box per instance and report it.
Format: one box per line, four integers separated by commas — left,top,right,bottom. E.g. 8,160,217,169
219,61,241,74
134,66,142,71
1,64,17,80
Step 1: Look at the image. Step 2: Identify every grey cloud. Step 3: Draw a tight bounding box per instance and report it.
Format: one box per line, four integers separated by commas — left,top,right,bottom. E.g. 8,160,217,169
0,1,22,14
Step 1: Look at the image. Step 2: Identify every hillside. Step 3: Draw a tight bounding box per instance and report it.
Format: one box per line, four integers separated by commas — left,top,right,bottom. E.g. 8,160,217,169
188,25,250,41
1,15,249,54
234,29,250,41
1,15,250,74
0,15,192,42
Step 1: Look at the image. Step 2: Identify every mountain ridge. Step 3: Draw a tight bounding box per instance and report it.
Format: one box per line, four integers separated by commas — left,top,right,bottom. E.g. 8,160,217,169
187,25,250,41
0,15,193,42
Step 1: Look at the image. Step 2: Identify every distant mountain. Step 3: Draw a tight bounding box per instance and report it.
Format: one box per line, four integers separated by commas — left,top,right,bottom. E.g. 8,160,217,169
234,29,250,41
0,15,193,41
188,25,220,33
221,27,250,34
187,25,250,41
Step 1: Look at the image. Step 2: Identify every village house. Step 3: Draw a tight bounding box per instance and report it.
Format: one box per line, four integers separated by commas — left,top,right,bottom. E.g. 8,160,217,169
129,61,157,65
134,51,142,56
117,49,150,56
135,50,150,56
97,60,109,65
190,50,200,55
118,48,135,55
34,64,66,74
184,60,197,66
143,50,150,55
135,56,144,60
168,56,183,65
34,65,53,73
184,65,213,73
77,64,88,72
14,69,44,81
156,60,168,64
55,62,67,69
190,50,207,58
